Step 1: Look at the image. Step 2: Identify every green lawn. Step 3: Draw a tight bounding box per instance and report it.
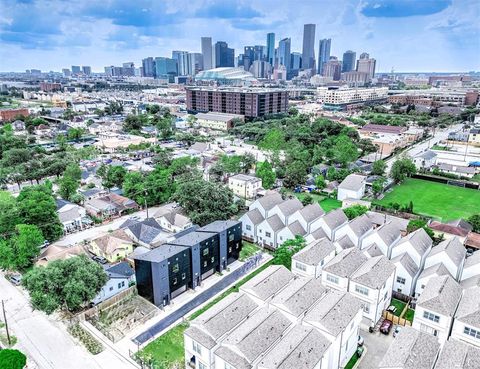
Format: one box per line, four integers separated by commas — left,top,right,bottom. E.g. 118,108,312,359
239,241,260,261
293,191,324,203
404,308,415,322
320,198,343,212
376,178,480,221
390,299,406,317
136,260,275,368
344,352,360,369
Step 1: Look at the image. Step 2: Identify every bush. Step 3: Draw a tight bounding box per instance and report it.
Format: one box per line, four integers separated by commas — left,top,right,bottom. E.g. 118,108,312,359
68,323,104,355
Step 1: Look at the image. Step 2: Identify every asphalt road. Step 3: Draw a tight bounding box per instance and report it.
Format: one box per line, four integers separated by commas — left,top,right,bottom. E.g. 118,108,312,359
0,272,134,369
133,254,264,345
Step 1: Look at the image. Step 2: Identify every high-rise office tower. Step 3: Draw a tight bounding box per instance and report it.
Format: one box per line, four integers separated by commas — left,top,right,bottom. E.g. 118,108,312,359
317,38,331,75
249,60,271,79
289,52,302,79
71,65,81,75
155,57,178,82
356,52,376,80
277,38,291,72
254,45,266,61
62,68,71,77
266,33,275,66
82,66,91,75
243,46,255,71
201,37,213,70
323,56,342,81
142,57,155,77
215,41,234,68
342,50,356,72
172,51,189,75
187,53,204,75
122,62,135,76
302,24,316,73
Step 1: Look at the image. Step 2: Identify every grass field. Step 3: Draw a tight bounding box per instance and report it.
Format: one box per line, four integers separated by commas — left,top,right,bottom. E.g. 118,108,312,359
292,192,343,213
376,178,480,221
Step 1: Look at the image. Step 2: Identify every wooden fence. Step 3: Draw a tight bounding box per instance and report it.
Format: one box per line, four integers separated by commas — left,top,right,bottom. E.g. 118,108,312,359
382,311,412,327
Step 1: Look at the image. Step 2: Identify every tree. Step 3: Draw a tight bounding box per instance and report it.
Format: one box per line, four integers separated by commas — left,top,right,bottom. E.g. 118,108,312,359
144,167,175,205
168,156,199,177
343,205,369,220
301,194,314,206
333,135,358,167
283,160,308,189
0,191,20,235
372,160,386,176
173,179,238,226
103,165,127,189
315,175,326,190
0,349,27,369
255,161,276,189
258,128,286,152
17,184,63,241
58,163,81,201
390,157,416,183
273,236,306,270
22,255,108,314
67,128,85,141
372,177,386,197
407,219,435,239
357,138,377,156
123,172,147,205
0,224,44,271
123,115,143,132
468,215,480,233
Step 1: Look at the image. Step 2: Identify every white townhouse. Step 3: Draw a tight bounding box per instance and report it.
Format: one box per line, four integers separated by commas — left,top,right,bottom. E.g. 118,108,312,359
303,290,363,369
460,250,480,282
349,255,396,324
337,174,367,201
248,193,284,219
239,208,264,243
412,275,463,345
391,253,420,296
269,198,303,225
311,209,349,241
334,214,374,251
287,203,325,233
451,286,480,348
423,237,466,281
256,214,285,249
322,248,369,293
415,263,451,297
360,220,403,256
305,227,329,244
292,238,336,278
378,326,441,369
184,293,259,369
276,220,306,246
434,339,480,369
390,228,433,269
227,174,262,199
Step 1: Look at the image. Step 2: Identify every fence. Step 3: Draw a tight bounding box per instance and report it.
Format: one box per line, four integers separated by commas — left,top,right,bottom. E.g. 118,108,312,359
413,173,480,190
382,311,412,327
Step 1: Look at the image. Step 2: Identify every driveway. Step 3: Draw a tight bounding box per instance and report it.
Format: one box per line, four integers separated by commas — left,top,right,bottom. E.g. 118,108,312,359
0,272,135,369
357,328,394,369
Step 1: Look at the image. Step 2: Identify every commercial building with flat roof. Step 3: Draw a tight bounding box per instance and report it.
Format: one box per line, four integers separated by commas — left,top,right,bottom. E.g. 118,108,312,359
317,86,388,111
186,87,289,118
195,112,244,131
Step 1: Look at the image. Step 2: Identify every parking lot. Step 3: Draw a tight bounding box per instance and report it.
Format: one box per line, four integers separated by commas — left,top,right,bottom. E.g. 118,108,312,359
357,328,395,369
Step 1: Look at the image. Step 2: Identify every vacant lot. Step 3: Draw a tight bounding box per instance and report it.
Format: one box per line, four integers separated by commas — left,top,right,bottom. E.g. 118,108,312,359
376,178,480,221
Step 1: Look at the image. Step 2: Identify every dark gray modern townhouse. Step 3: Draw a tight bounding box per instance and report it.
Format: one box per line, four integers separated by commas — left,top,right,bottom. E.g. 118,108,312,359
134,220,242,307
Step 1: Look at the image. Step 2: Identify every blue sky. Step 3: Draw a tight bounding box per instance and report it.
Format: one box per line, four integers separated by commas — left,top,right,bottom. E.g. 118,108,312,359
0,0,479,72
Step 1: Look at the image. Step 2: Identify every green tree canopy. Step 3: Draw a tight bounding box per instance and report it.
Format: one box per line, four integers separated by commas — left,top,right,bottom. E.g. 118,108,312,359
390,157,416,183
103,165,127,189
0,224,44,271
283,160,308,189
372,160,387,176
58,163,81,201
468,214,480,233
343,205,369,220
0,349,27,369
0,191,20,235
273,235,306,270
255,161,276,189
22,255,108,314
407,219,435,239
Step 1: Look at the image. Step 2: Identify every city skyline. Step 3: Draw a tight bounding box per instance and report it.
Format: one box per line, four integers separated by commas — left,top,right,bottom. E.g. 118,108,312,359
0,0,479,73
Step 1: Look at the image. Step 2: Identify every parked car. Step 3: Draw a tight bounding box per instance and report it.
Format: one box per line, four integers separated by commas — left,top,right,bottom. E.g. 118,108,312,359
393,326,402,337
92,256,108,264
380,319,393,335
358,335,364,346
9,274,22,286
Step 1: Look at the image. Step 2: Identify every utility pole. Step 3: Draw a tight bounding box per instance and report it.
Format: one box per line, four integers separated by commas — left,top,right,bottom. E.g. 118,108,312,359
144,190,149,219
1,299,11,346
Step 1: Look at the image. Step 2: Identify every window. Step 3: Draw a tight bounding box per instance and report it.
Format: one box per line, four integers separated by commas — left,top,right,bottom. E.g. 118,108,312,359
384,291,388,301
295,262,307,272
327,274,339,284
118,282,122,289
464,326,480,339
172,264,179,273
246,225,252,231
361,302,370,313
173,278,178,285
211,257,215,263
229,234,234,241
355,285,369,296
203,248,209,256
423,311,440,323
265,232,271,238
420,323,438,336
203,261,207,267
182,273,186,280
198,362,206,369
396,276,406,285
229,247,232,253
109,286,114,291
192,341,202,355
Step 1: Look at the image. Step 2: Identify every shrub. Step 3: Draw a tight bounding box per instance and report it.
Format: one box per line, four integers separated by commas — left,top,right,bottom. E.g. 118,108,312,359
68,323,104,355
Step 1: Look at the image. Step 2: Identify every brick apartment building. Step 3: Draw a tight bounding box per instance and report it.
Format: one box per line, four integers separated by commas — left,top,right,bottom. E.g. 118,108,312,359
0,108,29,122
186,87,289,118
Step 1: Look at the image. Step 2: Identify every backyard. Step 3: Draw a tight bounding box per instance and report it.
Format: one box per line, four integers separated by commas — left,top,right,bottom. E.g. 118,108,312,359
292,192,342,212
376,178,480,221
239,241,260,261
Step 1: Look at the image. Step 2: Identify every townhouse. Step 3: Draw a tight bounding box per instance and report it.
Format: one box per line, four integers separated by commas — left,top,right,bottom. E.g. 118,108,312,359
460,251,480,283
415,263,452,297
412,275,463,345
360,220,403,256
239,208,264,242
423,237,466,281
391,253,420,296
333,214,374,251
451,286,480,348
435,338,480,369
287,203,325,234
292,238,336,278
311,209,349,241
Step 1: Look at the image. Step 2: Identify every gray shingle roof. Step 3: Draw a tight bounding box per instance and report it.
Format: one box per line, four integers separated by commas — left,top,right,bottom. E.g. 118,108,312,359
323,248,368,278
266,214,285,232
184,326,217,349
293,238,335,266
214,346,252,369
366,211,409,231
271,277,327,317
378,326,440,369
464,250,480,269
348,214,373,237
322,209,348,230
377,220,402,247
309,227,328,241
435,339,480,369
416,275,462,317
364,243,384,257
455,286,480,329
275,198,303,217
230,174,261,183
297,203,325,223
240,265,294,301
133,244,188,262
391,253,419,278
304,290,362,336
288,220,306,236
259,325,331,369
336,234,356,250
395,228,433,256
244,208,264,225
257,193,283,211
418,263,452,280
352,255,396,289
428,237,466,267
338,174,366,191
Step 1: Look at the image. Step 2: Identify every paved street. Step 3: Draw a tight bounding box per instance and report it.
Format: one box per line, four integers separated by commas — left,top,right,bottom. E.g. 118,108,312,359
357,328,394,369
0,272,135,369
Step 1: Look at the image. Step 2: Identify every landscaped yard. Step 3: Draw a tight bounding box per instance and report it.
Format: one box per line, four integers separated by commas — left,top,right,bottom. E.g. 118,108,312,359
390,299,406,317
344,352,360,369
375,178,480,221
320,198,343,212
239,241,260,261
404,308,415,322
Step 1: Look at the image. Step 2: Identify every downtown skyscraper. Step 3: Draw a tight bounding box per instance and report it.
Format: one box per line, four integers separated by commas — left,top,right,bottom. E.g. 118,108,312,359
302,24,316,73
266,33,275,66
318,38,331,75
277,38,291,72
342,50,356,72
201,37,213,70
215,41,234,68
